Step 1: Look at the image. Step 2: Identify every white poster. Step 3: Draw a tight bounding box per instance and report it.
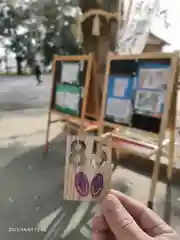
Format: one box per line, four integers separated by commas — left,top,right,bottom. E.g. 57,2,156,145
64,92,79,111
56,91,65,107
139,68,169,90
55,90,80,111
106,98,132,121
114,78,128,97
61,62,79,84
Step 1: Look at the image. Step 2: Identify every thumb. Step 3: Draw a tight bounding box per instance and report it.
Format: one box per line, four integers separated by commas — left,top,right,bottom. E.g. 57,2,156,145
102,194,150,240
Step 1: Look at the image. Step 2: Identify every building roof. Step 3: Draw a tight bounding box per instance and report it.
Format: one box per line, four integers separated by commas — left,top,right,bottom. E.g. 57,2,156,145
149,32,170,45
149,10,173,46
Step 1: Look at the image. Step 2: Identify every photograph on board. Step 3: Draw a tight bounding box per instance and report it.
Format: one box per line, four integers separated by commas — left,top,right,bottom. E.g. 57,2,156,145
106,98,133,123
138,66,169,90
134,89,165,116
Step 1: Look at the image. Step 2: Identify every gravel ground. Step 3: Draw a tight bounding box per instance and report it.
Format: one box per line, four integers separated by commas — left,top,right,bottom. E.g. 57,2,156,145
0,75,179,240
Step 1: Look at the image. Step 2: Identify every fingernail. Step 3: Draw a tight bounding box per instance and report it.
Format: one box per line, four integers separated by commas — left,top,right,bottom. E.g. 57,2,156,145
105,199,115,212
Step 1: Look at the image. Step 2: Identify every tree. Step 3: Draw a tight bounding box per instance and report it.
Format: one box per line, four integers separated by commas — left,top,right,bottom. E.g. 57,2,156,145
79,0,119,86
29,0,82,66
8,32,32,74
0,2,31,74
68,0,119,116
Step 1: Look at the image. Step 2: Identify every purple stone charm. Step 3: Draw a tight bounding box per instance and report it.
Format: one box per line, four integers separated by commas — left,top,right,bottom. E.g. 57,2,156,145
75,172,89,197
90,173,104,197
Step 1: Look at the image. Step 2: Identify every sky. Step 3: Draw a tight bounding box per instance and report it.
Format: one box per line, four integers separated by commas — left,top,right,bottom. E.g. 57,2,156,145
151,0,180,50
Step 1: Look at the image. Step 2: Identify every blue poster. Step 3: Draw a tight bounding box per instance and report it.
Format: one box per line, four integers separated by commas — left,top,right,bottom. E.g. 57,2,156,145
105,75,135,123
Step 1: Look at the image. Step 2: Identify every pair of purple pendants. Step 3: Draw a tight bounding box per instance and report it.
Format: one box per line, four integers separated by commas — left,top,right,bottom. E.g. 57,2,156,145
75,172,104,197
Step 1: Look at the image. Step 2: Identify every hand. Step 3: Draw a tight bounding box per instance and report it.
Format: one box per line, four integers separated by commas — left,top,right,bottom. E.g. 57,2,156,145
93,190,178,240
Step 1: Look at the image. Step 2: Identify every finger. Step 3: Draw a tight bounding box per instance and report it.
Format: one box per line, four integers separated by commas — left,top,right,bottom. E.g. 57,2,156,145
92,210,110,240
92,215,108,232
102,194,149,240
92,205,108,232
110,190,144,218
111,190,175,237
92,232,106,240
92,231,112,240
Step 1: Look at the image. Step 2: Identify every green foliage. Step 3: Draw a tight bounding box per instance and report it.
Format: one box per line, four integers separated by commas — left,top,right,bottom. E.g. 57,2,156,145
0,3,32,73
0,4,30,36
0,0,82,70
40,0,82,65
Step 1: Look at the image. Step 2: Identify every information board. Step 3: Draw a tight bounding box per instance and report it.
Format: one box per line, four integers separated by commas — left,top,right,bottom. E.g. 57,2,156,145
44,54,99,154
50,55,92,121
103,53,173,134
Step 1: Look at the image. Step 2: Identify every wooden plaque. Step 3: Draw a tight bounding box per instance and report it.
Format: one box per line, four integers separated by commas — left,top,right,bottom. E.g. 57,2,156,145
63,135,112,201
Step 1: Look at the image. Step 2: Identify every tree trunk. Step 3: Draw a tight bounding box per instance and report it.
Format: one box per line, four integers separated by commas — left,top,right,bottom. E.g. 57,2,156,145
79,0,119,116
4,48,9,74
16,56,23,75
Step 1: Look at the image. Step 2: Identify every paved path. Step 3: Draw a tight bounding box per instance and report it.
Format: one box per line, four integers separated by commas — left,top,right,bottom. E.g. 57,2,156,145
0,75,180,240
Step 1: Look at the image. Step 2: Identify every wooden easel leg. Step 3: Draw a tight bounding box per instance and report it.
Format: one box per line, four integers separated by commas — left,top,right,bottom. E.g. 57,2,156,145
147,147,162,210
163,87,177,224
163,126,175,224
147,80,178,211
44,110,51,154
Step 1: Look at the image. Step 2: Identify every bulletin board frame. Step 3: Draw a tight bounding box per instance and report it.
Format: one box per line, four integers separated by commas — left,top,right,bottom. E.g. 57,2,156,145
99,51,179,221
51,54,92,121
44,54,98,153
100,52,178,135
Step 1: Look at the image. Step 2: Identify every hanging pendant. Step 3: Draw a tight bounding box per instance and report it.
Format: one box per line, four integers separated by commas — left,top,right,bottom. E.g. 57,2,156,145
90,173,104,197
64,135,112,201
76,13,83,43
92,15,100,36
75,172,89,197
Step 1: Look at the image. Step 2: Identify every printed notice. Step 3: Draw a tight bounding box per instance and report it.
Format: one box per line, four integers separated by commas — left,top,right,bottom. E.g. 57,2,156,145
61,62,79,84
64,92,79,111
139,68,169,90
106,98,132,120
56,91,65,107
113,78,128,97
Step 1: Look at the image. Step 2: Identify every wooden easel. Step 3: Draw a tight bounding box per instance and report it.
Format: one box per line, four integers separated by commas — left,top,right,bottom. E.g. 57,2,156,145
98,52,179,221
147,52,178,215
44,54,99,153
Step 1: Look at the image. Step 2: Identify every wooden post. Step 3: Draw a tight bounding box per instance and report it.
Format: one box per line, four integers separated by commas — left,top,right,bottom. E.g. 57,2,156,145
163,64,178,223
147,52,179,210
79,0,120,117
44,56,57,153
